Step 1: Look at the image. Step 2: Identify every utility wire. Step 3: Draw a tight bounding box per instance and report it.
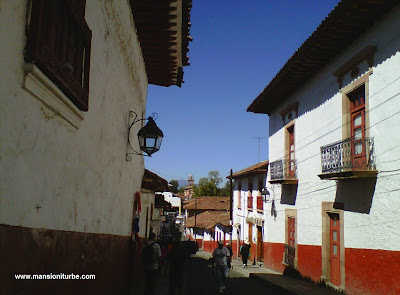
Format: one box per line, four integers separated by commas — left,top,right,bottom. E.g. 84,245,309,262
266,75,400,162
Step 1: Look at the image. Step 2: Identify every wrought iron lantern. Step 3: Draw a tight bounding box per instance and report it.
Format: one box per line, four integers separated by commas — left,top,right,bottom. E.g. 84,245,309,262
261,187,273,202
127,111,164,160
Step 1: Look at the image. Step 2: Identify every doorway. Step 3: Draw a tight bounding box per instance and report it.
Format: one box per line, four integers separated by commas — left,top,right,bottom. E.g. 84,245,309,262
257,226,264,262
329,213,341,286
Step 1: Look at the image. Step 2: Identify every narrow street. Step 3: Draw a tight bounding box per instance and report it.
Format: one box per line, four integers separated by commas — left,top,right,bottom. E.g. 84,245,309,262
152,253,281,295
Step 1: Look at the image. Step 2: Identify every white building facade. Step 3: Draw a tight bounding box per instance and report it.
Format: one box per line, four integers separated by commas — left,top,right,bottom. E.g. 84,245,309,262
247,2,400,295
231,161,268,262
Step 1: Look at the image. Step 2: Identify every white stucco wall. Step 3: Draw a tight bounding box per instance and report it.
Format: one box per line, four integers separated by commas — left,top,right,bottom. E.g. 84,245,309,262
232,174,267,244
162,192,182,208
0,1,148,236
265,6,400,251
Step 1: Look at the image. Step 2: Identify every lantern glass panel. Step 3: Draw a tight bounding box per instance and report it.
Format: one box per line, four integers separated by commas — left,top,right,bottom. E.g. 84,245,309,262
146,137,156,149
155,137,163,149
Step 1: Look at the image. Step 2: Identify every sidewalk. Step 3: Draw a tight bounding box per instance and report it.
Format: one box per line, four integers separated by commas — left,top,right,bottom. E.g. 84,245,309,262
194,250,341,295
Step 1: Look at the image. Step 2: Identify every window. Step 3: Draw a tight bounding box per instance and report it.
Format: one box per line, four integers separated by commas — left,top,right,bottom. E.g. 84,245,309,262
348,85,366,169
288,217,296,247
257,179,263,211
280,102,298,126
26,0,92,111
287,125,295,178
238,183,242,209
247,182,253,210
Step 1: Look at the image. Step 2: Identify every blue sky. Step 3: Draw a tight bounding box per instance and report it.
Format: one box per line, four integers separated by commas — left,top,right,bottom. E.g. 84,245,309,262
145,0,339,184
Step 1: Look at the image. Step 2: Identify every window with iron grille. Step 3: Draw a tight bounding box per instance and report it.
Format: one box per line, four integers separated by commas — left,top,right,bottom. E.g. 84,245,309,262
25,0,92,111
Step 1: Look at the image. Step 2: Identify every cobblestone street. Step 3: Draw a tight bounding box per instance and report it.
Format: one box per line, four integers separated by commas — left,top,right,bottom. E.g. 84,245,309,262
150,252,281,295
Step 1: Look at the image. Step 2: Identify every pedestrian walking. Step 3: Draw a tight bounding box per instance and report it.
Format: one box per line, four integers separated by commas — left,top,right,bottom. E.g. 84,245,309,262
212,241,230,293
240,240,251,268
141,232,162,295
166,239,188,295
225,242,233,269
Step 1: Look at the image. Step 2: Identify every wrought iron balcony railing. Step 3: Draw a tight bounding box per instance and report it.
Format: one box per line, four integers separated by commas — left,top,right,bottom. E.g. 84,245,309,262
283,244,295,267
270,159,297,181
320,137,375,174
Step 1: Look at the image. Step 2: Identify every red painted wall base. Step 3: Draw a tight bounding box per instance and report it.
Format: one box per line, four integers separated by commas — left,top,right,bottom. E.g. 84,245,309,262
201,239,400,295
297,244,322,282
345,248,400,295
0,224,136,295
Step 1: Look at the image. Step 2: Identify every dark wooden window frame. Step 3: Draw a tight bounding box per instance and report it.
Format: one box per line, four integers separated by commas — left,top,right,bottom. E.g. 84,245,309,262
257,178,263,211
348,85,366,168
25,0,92,111
247,182,253,210
287,125,295,178
238,183,242,209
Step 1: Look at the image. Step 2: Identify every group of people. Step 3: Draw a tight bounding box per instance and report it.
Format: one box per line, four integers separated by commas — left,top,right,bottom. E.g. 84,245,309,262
141,232,189,295
141,233,252,295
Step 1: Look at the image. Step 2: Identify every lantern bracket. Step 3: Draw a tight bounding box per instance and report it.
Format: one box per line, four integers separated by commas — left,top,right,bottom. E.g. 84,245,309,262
126,111,159,161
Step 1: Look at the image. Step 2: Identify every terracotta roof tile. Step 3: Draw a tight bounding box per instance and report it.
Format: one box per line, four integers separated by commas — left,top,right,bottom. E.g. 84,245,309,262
228,161,269,179
184,196,230,210
186,211,230,229
141,169,169,192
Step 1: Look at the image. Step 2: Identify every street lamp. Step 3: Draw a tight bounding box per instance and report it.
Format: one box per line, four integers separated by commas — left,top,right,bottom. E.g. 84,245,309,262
261,187,274,202
126,111,164,160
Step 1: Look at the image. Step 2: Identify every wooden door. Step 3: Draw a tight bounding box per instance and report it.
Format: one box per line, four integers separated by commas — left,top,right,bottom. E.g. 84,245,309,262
349,86,366,169
288,217,295,247
330,213,341,286
248,223,252,244
257,226,264,261
288,126,295,178
248,223,253,263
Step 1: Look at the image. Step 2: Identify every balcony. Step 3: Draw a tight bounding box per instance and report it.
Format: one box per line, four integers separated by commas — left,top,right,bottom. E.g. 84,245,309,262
319,137,377,180
283,244,295,268
269,159,298,184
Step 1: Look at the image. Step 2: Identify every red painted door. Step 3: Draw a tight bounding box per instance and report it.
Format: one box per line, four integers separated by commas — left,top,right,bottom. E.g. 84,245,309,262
257,226,264,261
288,217,295,247
349,87,366,169
288,126,295,178
330,213,341,286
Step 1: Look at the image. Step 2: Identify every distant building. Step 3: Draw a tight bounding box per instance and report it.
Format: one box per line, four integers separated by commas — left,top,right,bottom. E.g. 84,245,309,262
184,196,230,251
140,170,170,239
184,174,195,198
229,161,269,262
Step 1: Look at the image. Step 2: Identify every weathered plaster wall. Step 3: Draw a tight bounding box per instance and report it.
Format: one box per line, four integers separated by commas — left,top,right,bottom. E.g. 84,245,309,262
0,0,147,236
138,190,154,238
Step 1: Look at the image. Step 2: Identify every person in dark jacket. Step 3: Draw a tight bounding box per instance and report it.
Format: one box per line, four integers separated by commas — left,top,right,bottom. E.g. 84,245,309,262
225,242,233,269
166,239,188,295
240,240,251,268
